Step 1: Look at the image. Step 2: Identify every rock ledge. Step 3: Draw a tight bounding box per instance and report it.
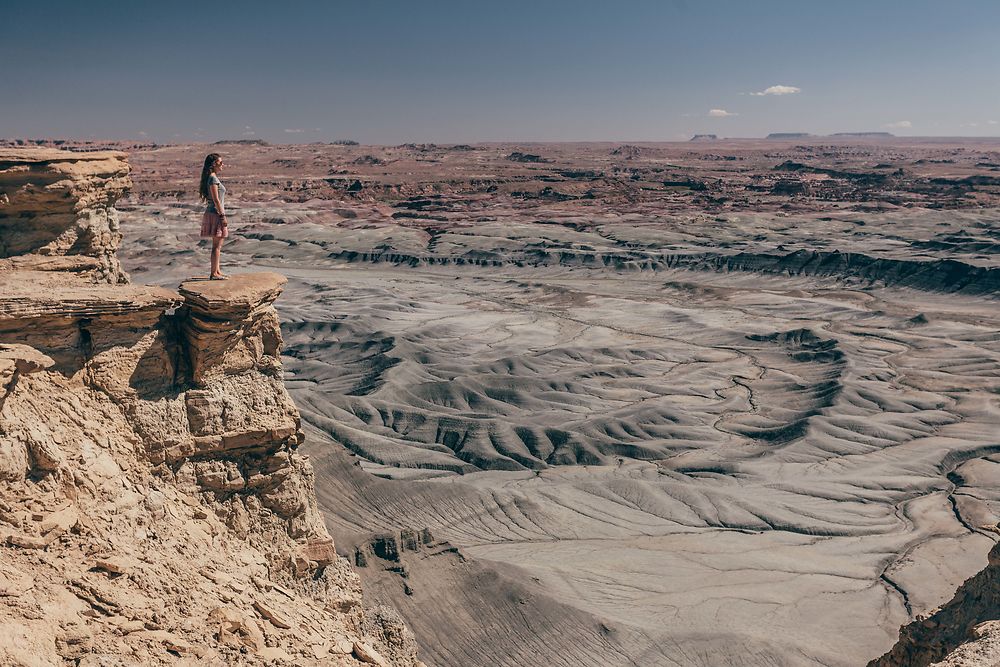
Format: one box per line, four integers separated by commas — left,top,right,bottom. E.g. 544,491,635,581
0,150,420,666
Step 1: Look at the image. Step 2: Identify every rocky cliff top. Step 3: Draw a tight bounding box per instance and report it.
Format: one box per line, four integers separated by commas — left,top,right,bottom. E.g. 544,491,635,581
180,273,288,317
0,149,421,666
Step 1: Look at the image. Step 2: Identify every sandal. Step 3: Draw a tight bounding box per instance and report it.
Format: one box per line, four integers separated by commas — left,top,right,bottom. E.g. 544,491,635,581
210,274,229,280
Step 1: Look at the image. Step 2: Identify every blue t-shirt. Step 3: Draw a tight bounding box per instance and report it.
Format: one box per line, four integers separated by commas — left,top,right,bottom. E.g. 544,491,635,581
207,173,226,213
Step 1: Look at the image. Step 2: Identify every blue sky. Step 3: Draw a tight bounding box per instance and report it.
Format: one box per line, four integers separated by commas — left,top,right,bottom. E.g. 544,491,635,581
5,0,999,142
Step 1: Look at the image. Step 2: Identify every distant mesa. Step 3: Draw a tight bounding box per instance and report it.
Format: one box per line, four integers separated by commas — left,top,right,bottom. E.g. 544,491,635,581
690,134,718,142
766,133,813,140
766,132,897,140
331,139,359,145
830,132,895,138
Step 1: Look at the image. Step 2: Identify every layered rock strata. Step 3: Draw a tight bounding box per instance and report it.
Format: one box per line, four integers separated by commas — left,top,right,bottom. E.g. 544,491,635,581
0,149,421,666
0,148,131,283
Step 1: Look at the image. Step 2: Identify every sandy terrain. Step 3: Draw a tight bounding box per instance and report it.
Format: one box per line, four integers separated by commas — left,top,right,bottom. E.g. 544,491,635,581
113,139,1000,666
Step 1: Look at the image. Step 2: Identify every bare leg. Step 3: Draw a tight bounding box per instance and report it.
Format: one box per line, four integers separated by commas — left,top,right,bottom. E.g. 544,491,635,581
211,237,223,277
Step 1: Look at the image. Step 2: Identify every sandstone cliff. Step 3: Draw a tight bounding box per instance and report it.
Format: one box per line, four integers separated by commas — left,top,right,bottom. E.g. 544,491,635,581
0,149,131,283
0,149,421,666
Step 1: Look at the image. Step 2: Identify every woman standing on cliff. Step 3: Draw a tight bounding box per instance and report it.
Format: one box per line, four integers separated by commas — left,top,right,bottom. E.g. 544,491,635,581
199,153,229,279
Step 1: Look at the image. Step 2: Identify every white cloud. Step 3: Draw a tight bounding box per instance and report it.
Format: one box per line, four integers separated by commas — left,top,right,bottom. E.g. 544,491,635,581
751,85,801,96
284,128,304,133
988,120,998,125
242,130,256,136
709,109,737,118
884,120,912,129
137,131,148,137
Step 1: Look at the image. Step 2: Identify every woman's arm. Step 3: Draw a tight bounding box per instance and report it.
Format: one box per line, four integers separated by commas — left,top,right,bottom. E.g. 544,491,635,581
209,183,226,218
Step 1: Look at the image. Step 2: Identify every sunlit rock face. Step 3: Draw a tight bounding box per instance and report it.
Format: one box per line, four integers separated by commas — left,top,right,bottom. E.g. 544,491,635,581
0,149,422,667
0,148,132,283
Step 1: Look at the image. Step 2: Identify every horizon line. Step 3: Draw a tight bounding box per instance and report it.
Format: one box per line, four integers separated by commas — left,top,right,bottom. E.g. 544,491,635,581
6,135,1000,146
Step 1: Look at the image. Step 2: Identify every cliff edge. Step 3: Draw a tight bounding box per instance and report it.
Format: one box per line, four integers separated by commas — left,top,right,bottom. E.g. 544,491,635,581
0,149,422,666
869,541,1000,667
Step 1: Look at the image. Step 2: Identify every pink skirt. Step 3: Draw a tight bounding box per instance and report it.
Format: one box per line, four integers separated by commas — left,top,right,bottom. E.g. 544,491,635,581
201,211,229,238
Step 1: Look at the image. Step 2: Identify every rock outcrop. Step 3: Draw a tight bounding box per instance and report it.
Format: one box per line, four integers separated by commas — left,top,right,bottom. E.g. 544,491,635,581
869,541,1000,667
0,149,421,665
0,148,131,283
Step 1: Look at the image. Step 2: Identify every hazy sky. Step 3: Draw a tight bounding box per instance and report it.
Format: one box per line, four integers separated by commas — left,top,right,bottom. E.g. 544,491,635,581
5,0,1000,143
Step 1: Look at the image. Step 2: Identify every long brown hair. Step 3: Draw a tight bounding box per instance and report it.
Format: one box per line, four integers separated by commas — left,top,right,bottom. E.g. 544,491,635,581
199,153,222,201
